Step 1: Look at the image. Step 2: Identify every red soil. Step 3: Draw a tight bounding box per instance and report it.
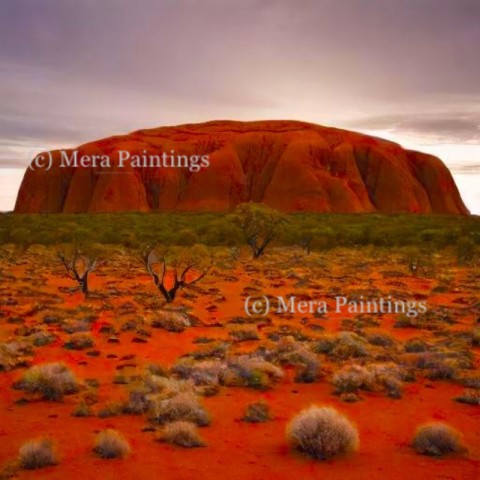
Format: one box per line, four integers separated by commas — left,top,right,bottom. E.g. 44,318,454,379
0,250,479,479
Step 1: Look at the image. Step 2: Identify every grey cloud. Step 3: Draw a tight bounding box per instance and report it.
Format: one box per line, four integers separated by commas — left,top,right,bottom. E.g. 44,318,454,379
349,112,480,144
1,0,480,167
451,163,480,174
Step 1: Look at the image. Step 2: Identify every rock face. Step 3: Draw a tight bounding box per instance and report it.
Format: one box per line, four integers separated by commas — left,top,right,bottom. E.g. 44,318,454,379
15,120,469,214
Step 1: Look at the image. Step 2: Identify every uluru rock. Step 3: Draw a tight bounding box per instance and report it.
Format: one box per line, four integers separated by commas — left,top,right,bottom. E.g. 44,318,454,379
15,120,469,214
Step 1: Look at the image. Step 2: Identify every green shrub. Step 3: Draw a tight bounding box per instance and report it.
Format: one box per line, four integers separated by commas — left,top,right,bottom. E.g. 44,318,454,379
457,236,475,265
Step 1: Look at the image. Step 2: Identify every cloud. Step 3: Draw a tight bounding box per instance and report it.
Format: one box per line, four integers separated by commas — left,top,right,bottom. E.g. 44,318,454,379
1,0,480,173
348,112,480,144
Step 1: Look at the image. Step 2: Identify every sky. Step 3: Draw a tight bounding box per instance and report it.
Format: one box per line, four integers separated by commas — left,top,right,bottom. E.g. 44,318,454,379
0,0,479,213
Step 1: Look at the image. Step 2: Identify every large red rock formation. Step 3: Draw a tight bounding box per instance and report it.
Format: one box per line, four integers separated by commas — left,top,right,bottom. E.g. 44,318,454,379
15,120,469,214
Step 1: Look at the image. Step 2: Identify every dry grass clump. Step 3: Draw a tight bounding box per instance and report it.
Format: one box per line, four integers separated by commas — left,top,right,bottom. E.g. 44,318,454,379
229,327,260,342
286,406,358,460
14,362,79,401
412,423,465,456
332,363,404,398
266,323,310,342
330,332,369,359
157,421,205,448
394,313,422,328
72,400,93,417
312,336,337,354
122,372,190,414
0,341,32,371
404,338,429,353
242,401,272,423
187,341,230,360
62,319,91,334
367,332,395,348
148,392,210,426
220,355,283,390
264,337,320,383
454,389,480,406
460,375,480,389
332,365,374,395
18,438,58,469
471,327,480,347
152,310,191,332
30,330,55,347
171,359,223,386
93,429,130,459
63,332,94,350
97,401,123,418
415,354,461,381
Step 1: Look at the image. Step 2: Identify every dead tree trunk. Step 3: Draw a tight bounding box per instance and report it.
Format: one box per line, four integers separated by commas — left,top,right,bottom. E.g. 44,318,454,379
143,249,212,303
58,249,98,298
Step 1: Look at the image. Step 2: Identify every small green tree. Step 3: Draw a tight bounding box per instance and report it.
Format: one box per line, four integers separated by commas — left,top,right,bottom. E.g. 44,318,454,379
284,222,334,254
457,236,475,266
232,203,285,258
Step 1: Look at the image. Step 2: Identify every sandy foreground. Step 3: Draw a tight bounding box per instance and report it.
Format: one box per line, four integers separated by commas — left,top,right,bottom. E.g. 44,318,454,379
0,246,479,479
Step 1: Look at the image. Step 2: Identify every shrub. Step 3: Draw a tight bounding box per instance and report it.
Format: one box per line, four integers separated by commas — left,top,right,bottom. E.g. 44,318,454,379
454,389,480,406
367,332,395,347
229,327,260,342
148,392,210,426
72,401,92,417
152,310,191,332
94,429,130,459
14,362,79,401
158,421,205,448
457,236,475,265
404,338,429,353
97,402,123,418
242,401,272,423
412,423,465,456
471,328,480,347
312,336,336,354
188,341,230,360
332,365,374,395
373,363,405,398
265,338,320,383
171,359,223,386
31,331,55,347
286,406,358,460
18,438,58,469
62,320,91,334
121,371,182,415
331,332,369,359
332,363,403,398
394,314,416,328
220,356,283,390
415,354,459,381
64,332,94,350
0,341,32,371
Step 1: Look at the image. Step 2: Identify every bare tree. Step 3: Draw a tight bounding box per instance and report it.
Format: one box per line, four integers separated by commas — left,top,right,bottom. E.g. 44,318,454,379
57,248,99,297
143,246,213,303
